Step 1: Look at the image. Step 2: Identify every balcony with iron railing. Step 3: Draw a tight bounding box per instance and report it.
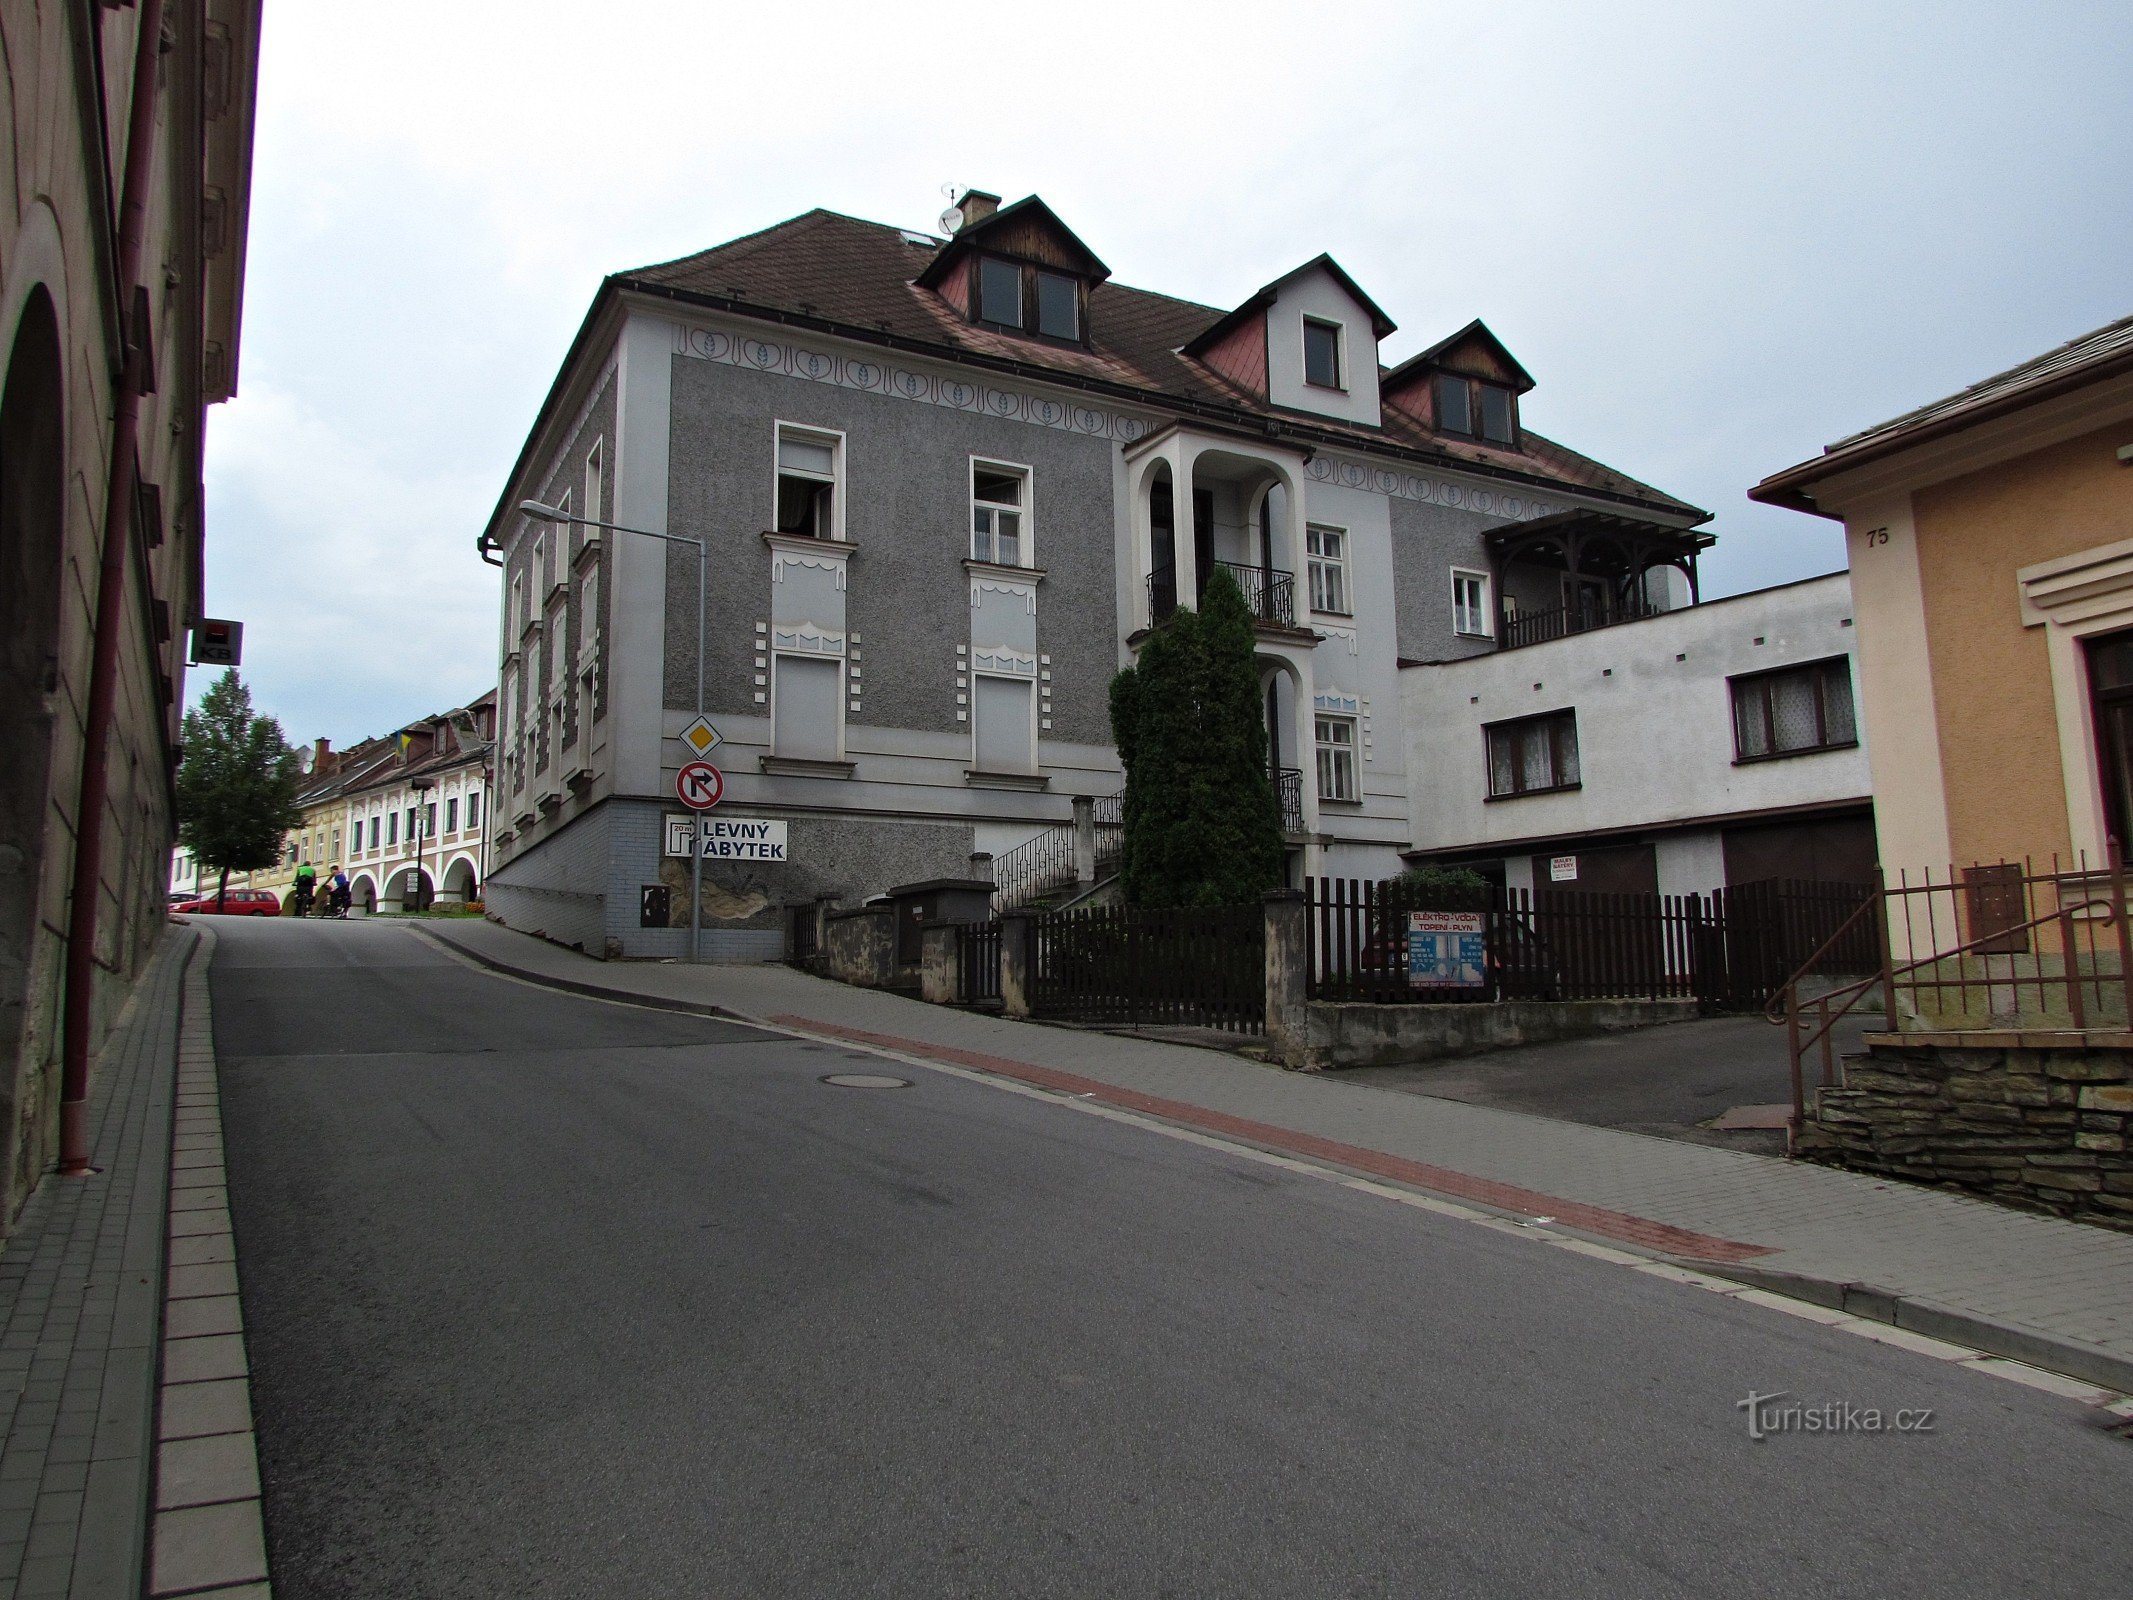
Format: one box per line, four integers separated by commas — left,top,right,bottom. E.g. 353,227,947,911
1147,561,1297,630
1498,592,1668,651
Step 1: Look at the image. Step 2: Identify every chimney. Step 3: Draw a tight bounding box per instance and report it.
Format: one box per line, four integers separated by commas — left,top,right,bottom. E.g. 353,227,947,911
955,190,1000,230
313,737,332,772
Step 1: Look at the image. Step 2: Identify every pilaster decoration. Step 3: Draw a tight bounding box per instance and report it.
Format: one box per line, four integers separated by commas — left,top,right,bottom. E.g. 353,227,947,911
972,647,1038,678
764,531,854,588
770,622,846,656
1313,622,1361,657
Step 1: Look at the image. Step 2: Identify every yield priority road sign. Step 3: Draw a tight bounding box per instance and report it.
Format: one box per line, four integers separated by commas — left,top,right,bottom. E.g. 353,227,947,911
679,716,723,758
676,760,724,811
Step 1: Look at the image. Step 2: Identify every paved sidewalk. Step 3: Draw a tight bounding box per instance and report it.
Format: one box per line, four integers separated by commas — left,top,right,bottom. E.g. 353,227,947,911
0,924,194,1600
426,919,2133,1390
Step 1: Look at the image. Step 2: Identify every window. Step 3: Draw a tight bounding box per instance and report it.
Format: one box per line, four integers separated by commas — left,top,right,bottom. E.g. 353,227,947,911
549,492,571,593
772,653,843,761
1452,569,1492,638
979,256,1024,328
1315,716,1358,801
1486,711,1580,797
386,812,398,846
774,426,840,539
332,829,341,857
1732,659,1857,760
510,574,525,640
1436,374,1472,436
406,806,418,839
1035,271,1078,339
368,817,379,850
1478,384,1515,444
466,791,481,830
425,802,438,836
2090,631,2133,853
1306,525,1348,615
971,462,1028,566
1303,318,1343,389
973,674,1037,774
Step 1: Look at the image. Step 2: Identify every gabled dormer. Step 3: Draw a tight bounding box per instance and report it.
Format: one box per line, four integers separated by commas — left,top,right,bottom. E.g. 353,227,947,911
1381,320,1535,449
914,191,1111,347
1182,255,1395,427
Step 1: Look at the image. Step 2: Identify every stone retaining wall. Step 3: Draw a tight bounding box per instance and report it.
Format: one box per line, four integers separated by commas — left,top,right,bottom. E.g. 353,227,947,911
1300,998,1703,1070
1799,1033,2133,1231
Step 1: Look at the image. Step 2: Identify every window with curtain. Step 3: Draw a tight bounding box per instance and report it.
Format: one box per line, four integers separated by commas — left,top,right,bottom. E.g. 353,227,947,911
1485,711,1580,797
1731,659,1857,760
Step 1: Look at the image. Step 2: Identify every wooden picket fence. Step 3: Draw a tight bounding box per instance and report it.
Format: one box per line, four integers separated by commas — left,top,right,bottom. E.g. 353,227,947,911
955,920,1002,1005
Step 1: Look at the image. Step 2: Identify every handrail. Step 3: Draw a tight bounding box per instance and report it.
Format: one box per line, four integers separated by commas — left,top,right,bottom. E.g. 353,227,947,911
1775,889,2121,1133
1762,891,1882,1026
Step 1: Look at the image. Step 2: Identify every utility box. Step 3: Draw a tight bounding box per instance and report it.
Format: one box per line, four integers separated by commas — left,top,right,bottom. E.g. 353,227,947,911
886,878,997,981
640,885,670,928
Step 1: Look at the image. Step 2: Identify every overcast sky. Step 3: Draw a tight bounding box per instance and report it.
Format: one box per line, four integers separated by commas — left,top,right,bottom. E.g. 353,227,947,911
199,0,2133,747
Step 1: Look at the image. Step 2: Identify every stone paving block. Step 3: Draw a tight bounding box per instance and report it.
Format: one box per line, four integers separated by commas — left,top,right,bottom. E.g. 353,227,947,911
167,1262,239,1301
168,1209,232,1240
155,1433,260,1510
171,1150,221,1172
165,1297,244,1340
167,1235,235,1267
14,1555,68,1597
169,1169,223,1194
157,1381,251,1442
150,1498,267,1595
162,1336,246,1385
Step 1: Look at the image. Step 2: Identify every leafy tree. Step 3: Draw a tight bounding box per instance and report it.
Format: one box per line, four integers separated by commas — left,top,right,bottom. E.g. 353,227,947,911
1108,568,1286,907
176,671,303,909
1391,864,1491,909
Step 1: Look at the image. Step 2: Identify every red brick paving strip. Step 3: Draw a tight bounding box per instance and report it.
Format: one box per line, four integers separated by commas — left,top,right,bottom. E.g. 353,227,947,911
774,1016,1775,1264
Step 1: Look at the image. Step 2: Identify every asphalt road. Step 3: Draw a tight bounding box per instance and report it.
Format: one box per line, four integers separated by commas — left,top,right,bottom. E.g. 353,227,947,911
1342,1015,1875,1155
211,919,2132,1598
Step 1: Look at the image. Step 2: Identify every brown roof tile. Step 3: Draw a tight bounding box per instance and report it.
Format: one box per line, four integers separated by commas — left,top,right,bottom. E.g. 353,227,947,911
623,209,1701,518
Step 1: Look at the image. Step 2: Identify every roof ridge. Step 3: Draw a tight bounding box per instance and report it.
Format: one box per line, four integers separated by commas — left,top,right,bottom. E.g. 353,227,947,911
624,207,848,280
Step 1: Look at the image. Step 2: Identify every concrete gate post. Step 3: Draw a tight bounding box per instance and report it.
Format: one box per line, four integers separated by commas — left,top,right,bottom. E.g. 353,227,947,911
1000,911,1036,1019
920,923,960,1005
1071,795,1097,883
1264,889,1311,1069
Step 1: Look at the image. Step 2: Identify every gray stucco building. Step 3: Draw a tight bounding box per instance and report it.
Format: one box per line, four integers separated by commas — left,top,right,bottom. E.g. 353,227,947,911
476,192,1708,958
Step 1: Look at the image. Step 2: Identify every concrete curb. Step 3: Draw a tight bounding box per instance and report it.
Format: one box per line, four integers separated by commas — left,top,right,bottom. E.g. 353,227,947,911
417,922,2133,1398
1690,1261,2133,1397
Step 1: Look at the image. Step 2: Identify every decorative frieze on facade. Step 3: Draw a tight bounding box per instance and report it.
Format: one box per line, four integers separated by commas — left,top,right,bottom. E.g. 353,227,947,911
674,319,1566,519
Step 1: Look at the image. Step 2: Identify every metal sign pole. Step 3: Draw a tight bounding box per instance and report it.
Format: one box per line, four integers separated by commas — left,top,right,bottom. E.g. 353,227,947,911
692,544,706,963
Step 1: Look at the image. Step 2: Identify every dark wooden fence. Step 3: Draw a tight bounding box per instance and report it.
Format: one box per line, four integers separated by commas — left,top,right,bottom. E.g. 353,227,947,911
1714,878,1876,1010
956,920,1001,1005
1031,903,1264,1033
1308,877,1719,1005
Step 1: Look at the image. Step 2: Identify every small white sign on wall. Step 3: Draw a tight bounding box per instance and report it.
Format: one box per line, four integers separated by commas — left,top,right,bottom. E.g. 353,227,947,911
1549,855,1579,883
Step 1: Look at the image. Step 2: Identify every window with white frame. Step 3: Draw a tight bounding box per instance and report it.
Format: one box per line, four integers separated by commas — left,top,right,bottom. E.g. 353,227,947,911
970,462,1028,566
1452,569,1493,638
972,672,1037,774
1307,525,1349,615
1315,715,1359,801
774,425,841,539
1303,317,1343,389
445,797,459,834
509,574,524,641
772,652,843,761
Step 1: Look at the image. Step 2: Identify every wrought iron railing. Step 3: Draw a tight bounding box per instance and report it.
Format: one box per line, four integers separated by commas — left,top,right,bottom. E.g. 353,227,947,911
1145,563,1296,628
1500,593,1667,651
1274,768,1304,834
993,826,1077,913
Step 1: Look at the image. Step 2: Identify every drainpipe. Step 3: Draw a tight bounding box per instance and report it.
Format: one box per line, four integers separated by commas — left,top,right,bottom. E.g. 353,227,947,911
60,0,168,1177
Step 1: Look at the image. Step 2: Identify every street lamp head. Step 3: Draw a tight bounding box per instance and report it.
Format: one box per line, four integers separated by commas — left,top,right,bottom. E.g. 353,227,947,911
519,499,568,523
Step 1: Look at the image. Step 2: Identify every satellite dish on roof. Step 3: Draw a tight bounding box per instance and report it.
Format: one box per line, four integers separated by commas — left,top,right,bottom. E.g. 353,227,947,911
939,204,964,236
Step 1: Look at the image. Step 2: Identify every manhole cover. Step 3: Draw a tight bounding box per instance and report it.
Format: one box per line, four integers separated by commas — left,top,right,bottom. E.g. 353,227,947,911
820,1072,911,1089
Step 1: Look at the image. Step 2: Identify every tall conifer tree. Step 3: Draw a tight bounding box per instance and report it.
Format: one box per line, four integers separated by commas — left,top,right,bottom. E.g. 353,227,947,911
1108,568,1285,906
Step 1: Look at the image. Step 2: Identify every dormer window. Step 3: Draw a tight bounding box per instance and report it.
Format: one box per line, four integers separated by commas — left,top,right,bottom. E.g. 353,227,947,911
973,255,1084,343
1303,318,1343,389
1433,375,1518,445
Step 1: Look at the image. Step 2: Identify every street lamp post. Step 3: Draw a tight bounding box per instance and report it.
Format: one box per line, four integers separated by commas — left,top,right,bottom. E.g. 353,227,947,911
411,775,436,913
518,500,708,961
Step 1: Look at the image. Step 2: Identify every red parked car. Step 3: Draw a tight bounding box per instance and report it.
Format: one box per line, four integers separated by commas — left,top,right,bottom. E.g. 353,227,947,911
172,888,283,917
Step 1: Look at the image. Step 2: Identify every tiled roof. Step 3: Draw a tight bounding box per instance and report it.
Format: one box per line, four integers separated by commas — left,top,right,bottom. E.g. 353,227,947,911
622,209,1701,517
1754,311,2133,510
